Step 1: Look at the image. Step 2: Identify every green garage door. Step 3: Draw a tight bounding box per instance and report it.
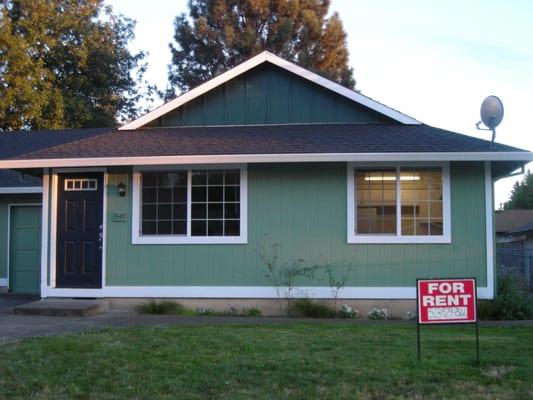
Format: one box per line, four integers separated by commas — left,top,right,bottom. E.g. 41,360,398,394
9,205,41,294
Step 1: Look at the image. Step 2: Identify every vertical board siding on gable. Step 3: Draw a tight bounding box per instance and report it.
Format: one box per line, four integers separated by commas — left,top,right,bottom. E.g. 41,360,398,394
105,163,487,287
145,64,394,128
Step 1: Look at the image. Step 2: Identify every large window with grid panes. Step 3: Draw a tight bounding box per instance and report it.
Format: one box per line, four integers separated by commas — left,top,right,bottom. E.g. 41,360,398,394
132,166,247,244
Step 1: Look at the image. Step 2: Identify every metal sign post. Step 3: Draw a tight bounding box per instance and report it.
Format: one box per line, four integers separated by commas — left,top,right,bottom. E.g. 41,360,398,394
416,278,479,364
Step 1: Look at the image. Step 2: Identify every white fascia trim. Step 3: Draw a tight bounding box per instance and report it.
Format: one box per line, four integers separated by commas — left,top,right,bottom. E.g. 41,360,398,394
485,162,495,299
40,285,494,299
347,162,451,244
131,164,248,245
0,186,42,194
1,151,532,170
119,51,419,130
0,278,7,287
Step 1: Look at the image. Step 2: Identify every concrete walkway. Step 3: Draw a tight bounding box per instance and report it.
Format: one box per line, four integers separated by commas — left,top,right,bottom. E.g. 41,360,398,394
0,296,532,343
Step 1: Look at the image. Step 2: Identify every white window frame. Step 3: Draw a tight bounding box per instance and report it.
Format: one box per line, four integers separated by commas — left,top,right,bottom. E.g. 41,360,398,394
132,164,248,245
347,162,451,244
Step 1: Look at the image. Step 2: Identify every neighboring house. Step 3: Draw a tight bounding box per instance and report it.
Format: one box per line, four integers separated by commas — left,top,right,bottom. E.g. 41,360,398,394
0,52,531,310
495,209,533,243
497,218,533,291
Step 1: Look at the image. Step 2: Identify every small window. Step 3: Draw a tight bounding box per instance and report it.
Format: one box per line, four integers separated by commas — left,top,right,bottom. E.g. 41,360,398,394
190,170,240,237
141,171,187,236
64,179,97,191
356,169,397,234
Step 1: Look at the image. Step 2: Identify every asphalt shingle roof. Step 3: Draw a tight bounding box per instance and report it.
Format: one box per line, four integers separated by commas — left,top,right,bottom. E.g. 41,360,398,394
0,124,525,161
0,128,109,188
0,170,41,188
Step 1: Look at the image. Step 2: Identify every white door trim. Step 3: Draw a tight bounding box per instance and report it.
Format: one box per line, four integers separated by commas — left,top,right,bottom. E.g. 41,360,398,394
45,168,107,295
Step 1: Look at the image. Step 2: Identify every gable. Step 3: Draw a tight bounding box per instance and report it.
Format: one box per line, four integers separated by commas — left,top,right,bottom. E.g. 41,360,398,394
144,63,397,128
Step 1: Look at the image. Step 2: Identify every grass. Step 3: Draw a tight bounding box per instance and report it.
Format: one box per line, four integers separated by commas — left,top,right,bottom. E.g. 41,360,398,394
0,324,532,399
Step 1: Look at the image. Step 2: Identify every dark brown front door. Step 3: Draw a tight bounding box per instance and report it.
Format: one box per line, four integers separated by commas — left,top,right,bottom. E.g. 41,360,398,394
56,173,103,288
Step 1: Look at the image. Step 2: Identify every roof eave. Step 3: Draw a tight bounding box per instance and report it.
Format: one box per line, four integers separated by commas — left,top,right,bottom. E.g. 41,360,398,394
0,151,531,169
0,186,42,194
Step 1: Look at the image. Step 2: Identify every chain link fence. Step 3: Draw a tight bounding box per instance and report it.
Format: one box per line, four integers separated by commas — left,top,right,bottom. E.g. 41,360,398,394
496,247,533,291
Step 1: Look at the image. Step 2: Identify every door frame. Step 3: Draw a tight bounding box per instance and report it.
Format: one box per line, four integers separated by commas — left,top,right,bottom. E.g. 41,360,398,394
7,203,42,292
46,167,108,297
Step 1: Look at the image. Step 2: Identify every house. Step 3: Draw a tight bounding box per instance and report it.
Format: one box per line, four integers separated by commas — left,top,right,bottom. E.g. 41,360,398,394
495,209,533,243
0,52,531,312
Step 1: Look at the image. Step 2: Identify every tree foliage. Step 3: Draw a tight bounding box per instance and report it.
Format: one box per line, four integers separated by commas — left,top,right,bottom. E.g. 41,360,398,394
167,0,355,97
0,0,153,130
504,170,533,209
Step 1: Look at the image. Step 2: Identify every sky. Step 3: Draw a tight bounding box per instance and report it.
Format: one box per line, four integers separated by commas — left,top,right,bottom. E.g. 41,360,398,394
108,0,533,208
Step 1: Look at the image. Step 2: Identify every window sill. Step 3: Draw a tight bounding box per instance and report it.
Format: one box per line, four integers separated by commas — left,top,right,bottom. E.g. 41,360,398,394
347,235,451,244
132,235,248,245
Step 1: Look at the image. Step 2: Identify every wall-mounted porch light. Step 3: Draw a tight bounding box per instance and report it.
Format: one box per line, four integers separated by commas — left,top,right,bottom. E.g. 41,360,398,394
117,182,126,197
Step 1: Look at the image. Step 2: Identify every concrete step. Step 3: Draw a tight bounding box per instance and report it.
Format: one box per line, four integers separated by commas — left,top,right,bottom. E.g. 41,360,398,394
13,299,109,317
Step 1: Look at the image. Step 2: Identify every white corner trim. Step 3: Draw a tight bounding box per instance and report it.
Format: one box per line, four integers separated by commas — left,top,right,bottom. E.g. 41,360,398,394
119,51,419,130
485,162,495,299
0,186,42,194
1,151,532,170
347,162,451,244
40,170,50,297
131,165,248,245
0,278,7,287
40,285,494,299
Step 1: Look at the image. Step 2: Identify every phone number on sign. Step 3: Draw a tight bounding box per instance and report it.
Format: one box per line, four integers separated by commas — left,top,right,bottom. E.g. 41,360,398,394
427,307,467,320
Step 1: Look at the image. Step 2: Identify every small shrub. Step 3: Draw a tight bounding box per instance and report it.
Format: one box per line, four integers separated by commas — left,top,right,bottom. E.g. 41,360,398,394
243,307,262,317
196,306,214,316
478,276,533,320
339,304,358,319
404,311,417,320
136,301,184,315
368,307,388,320
288,299,336,318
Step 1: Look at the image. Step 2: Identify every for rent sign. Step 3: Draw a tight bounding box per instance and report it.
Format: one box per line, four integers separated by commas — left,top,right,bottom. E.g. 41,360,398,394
417,278,477,324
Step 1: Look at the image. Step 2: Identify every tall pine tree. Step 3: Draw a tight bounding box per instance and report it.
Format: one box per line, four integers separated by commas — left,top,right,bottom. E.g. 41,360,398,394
0,0,154,130
167,0,355,97
504,170,533,209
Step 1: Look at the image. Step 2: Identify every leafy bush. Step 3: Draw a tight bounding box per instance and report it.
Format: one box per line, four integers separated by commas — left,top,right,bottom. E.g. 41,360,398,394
339,304,358,319
288,299,336,318
478,276,533,320
196,306,214,316
136,301,185,315
243,307,262,317
368,308,388,320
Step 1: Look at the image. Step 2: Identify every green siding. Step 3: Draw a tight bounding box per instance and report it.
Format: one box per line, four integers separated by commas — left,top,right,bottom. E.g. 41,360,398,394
148,64,395,127
105,163,487,287
0,194,41,282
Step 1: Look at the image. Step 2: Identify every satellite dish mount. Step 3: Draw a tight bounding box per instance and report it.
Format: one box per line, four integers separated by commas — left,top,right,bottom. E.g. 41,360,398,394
476,95,504,149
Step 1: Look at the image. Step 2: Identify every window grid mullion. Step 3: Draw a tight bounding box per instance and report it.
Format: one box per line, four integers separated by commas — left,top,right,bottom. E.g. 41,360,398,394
396,166,401,237
187,169,192,238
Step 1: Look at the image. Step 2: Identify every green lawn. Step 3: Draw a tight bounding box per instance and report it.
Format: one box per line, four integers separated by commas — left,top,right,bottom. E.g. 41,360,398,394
0,323,531,399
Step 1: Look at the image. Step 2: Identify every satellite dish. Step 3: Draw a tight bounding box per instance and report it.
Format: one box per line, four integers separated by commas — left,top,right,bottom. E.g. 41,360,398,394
476,95,504,148
480,95,504,130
